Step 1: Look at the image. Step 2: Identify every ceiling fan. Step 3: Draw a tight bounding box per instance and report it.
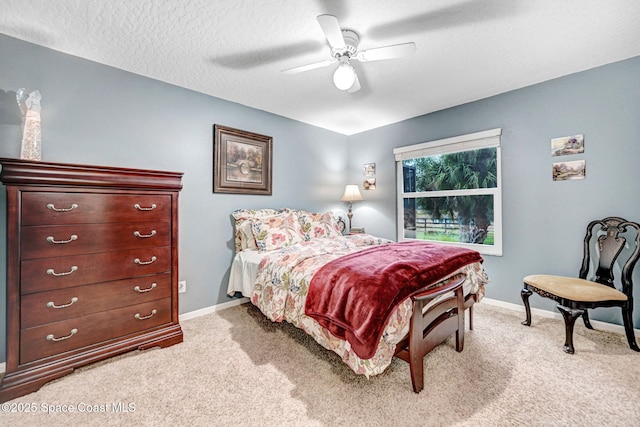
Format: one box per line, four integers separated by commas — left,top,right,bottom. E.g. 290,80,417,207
282,15,416,93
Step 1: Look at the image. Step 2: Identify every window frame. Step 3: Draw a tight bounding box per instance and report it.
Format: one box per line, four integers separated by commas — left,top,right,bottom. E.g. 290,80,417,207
394,128,503,256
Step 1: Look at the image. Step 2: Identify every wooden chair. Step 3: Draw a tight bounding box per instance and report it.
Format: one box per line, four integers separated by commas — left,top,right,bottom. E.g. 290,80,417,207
521,217,640,354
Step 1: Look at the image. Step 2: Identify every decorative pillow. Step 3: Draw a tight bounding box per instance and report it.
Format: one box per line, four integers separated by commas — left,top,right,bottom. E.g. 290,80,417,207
232,208,281,252
251,212,304,251
297,210,342,240
237,219,258,251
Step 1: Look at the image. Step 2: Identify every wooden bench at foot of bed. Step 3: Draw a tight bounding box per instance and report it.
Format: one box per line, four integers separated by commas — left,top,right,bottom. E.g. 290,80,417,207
394,276,475,393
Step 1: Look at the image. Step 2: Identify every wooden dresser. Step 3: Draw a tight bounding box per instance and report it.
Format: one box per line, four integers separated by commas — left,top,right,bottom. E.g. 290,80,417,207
0,158,183,402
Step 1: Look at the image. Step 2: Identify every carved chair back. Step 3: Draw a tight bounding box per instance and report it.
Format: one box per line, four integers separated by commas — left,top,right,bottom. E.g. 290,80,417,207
579,217,640,298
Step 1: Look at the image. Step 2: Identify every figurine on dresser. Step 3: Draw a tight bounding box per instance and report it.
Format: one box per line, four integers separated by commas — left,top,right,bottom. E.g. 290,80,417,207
16,88,42,161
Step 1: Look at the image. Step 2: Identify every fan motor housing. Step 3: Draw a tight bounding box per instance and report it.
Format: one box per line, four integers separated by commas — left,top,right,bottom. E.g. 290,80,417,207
332,29,359,58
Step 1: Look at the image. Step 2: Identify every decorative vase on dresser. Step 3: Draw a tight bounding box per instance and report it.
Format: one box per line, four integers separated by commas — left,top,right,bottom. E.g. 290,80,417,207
0,158,184,402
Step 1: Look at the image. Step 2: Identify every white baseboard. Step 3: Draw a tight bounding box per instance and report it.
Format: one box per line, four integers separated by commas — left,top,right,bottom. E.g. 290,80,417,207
179,296,640,336
178,297,249,322
481,297,640,335
0,297,634,375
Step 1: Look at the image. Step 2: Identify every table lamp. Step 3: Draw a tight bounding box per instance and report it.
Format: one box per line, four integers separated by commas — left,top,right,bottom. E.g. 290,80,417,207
340,184,364,230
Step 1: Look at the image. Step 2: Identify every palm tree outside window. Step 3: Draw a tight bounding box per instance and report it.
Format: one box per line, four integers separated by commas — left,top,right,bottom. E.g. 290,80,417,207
393,129,503,256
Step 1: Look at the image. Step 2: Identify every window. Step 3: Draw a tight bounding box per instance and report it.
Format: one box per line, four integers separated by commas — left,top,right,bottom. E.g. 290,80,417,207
394,128,502,256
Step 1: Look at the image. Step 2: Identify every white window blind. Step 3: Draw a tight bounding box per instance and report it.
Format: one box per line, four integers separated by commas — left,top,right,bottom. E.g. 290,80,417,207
393,128,502,161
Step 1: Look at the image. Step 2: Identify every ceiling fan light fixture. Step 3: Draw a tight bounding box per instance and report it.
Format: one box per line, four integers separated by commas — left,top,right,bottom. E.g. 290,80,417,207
283,15,415,94
333,62,356,91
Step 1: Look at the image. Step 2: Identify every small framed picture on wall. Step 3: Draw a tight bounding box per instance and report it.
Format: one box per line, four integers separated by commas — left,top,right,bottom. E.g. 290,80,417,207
553,159,586,181
364,178,376,190
551,134,584,157
363,163,376,177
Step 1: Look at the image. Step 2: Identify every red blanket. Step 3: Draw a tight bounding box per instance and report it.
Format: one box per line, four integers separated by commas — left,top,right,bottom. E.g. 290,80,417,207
304,241,483,359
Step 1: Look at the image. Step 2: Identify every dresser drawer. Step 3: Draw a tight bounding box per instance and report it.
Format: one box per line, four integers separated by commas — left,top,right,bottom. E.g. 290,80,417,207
20,299,171,364
21,273,172,329
21,221,171,260
21,246,172,294
21,192,171,225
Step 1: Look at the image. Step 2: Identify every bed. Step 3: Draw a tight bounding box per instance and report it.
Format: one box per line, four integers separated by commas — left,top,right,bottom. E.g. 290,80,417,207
227,208,489,392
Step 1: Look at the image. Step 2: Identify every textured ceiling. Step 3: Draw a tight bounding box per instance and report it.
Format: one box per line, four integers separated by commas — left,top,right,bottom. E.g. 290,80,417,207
2,0,640,135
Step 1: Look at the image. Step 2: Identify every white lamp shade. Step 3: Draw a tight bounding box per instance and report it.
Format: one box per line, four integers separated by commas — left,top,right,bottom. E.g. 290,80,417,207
333,63,356,91
341,184,364,202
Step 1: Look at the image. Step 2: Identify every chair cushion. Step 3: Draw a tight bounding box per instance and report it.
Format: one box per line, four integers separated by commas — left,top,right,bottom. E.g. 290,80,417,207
523,274,627,302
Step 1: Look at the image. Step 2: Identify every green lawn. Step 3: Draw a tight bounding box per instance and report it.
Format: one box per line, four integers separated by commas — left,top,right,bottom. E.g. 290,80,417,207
415,229,494,245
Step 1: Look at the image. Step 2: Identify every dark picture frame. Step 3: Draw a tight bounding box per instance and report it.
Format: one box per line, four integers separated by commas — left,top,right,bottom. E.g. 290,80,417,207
213,124,273,195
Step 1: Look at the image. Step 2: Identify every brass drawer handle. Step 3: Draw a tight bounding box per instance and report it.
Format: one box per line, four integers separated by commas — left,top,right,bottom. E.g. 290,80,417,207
46,328,78,342
134,203,157,211
46,265,78,276
47,203,78,212
134,283,157,293
133,230,157,238
134,256,157,265
135,309,157,320
47,234,78,244
47,297,78,309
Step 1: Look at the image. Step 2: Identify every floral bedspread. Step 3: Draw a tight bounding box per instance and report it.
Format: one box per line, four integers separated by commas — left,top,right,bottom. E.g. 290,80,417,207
250,235,489,377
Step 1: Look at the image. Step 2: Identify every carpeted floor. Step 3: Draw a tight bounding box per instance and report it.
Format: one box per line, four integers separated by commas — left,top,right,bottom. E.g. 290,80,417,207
2,302,639,426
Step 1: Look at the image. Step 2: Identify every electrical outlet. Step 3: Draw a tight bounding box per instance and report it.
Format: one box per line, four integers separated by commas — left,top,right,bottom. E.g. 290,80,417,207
178,280,187,293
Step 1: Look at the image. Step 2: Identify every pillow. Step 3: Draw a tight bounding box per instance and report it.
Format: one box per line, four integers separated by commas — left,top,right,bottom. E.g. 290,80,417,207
297,210,342,240
237,219,258,251
232,208,281,252
251,212,304,251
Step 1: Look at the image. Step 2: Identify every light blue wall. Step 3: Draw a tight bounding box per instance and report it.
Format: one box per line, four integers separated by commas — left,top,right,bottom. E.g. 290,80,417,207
349,55,640,328
1,33,640,364
0,35,349,362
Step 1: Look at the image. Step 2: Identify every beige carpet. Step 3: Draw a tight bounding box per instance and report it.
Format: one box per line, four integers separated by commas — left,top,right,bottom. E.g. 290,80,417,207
2,302,639,426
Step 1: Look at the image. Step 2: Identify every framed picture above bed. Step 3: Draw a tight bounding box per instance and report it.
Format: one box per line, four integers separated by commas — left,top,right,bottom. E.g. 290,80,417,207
213,124,273,195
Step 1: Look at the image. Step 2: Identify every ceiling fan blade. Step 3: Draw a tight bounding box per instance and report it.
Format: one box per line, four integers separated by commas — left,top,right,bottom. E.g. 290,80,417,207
347,72,361,93
317,14,345,50
355,42,416,62
281,59,336,74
